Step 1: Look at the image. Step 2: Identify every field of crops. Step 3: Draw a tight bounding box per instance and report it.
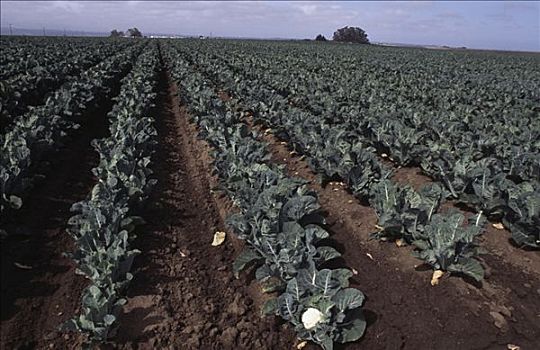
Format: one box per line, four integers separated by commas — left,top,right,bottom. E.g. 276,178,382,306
1,36,539,350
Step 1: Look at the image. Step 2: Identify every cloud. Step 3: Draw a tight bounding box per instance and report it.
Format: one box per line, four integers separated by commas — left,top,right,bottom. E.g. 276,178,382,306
51,1,83,13
385,9,408,17
297,4,318,16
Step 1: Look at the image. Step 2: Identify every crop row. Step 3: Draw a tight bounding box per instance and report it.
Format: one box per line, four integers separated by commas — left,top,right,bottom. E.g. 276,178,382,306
165,41,488,284
1,39,133,130
63,43,159,343
0,43,145,228
163,43,366,350
0,37,123,79
179,40,539,249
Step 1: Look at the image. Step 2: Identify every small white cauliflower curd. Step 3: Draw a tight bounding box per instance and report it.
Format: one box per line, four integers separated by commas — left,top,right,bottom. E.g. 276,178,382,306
301,308,324,329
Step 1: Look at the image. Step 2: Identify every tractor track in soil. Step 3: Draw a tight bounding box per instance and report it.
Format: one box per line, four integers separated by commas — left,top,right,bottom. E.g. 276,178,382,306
242,115,540,350
113,65,298,349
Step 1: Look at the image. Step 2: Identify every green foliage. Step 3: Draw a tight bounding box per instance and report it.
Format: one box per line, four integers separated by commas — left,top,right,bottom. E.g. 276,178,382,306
110,29,124,38
127,27,143,38
169,38,539,251
274,266,366,350
503,181,540,248
3,36,537,348
64,44,159,343
370,181,445,242
333,26,369,44
412,211,485,281
63,285,126,342
164,45,366,349
1,37,133,128
0,39,145,222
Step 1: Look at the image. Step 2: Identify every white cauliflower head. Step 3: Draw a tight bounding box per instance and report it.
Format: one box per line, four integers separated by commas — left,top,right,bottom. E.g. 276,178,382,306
301,308,324,330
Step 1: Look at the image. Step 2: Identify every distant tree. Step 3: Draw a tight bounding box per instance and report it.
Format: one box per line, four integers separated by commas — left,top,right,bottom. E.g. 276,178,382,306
110,29,124,37
127,27,143,38
333,26,369,44
315,34,327,42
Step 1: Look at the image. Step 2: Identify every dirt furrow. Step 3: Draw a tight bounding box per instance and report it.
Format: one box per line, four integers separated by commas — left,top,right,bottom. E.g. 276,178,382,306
115,68,298,349
247,118,540,350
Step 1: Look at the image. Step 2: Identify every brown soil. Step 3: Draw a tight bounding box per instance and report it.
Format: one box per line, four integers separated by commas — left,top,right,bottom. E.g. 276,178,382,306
392,166,432,190
247,120,540,350
480,224,540,278
113,68,298,349
0,99,113,350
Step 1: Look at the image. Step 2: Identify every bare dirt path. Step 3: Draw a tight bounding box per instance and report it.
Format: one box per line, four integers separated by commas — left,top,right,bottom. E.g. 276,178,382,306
0,99,113,350
246,117,540,350
114,66,297,349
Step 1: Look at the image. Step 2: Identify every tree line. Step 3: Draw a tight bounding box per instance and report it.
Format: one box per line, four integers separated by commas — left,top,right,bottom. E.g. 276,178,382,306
110,28,142,38
315,26,369,44
108,26,369,43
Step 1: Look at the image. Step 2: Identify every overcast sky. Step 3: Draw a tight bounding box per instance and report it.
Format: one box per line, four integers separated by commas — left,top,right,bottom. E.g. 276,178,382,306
1,1,539,51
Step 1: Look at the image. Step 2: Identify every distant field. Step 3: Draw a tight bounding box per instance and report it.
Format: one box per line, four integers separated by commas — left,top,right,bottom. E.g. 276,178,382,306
1,36,539,350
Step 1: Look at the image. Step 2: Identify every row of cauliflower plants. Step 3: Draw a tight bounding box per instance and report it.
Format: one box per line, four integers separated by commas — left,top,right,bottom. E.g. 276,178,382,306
194,40,539,249
1,38,131,130
0,36,122,79
62,43,159,344
0,43,145,228
163,44,366,350
169,42,487,285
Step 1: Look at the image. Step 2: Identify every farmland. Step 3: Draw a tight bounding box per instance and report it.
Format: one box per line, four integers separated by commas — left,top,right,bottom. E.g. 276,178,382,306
1,36,539,350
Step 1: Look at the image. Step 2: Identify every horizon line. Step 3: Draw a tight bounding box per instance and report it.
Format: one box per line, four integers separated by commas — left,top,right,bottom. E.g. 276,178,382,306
1,26,538,54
